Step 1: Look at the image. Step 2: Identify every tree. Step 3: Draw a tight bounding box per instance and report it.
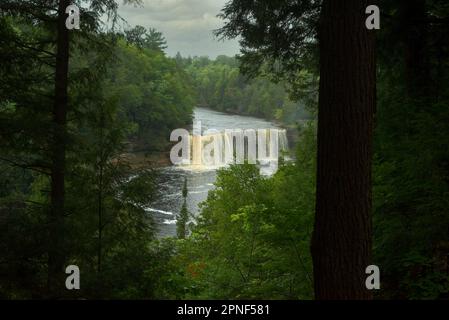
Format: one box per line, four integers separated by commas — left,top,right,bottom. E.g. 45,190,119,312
311,0,376,299
183,56,310,121
0,0,140,298
218,0,376,299
177,178,189,239
145,28,167,52
372,0,449,299
216,0,320,80
106,39,194,151
47,0,70,296
125,25,167,52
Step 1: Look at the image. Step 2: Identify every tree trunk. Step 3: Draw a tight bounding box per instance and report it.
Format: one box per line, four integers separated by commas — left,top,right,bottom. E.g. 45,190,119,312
311,0,376,300
48,0,70,297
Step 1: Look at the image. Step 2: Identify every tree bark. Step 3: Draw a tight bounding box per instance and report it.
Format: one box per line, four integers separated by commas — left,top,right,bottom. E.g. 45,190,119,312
311,0,376,300
48,0,70,297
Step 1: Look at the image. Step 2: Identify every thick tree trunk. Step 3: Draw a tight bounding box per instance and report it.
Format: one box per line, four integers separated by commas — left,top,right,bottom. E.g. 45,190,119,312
48,0,70,297
311,0,376,300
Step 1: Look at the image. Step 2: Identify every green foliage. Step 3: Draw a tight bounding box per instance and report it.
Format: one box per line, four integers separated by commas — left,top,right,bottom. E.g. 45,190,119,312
125,25,167,52
216,0,320,80
370,0,449,299
373,78,449,299
169,124,317,299
0,11,193,298
180,55,313,123
106,40,194,151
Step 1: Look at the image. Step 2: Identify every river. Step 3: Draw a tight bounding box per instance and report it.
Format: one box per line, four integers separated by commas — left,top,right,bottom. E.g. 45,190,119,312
147,107,288,238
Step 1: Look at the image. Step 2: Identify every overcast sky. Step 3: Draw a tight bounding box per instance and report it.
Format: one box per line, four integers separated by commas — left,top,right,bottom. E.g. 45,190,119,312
117,0,241,58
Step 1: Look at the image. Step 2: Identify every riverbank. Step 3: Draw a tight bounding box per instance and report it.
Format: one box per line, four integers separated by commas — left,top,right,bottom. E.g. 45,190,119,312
122,107,304,171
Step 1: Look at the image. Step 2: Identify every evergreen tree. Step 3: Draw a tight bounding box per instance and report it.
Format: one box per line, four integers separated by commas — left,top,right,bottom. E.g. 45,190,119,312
177,178,189,239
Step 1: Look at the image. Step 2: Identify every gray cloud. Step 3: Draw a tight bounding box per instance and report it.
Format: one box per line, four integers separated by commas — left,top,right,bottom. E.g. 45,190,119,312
118,0,240,58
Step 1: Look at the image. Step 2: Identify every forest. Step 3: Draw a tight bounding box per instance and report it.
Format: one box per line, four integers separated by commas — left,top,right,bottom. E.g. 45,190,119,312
0,0,448,300
177,54,313,123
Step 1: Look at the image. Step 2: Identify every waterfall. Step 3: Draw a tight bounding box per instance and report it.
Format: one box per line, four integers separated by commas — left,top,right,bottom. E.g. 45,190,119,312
278,129,289,153
185,128,289,171
191,135,202,166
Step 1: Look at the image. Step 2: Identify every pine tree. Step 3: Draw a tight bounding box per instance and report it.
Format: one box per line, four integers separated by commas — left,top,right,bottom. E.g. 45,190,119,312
177,178,189,239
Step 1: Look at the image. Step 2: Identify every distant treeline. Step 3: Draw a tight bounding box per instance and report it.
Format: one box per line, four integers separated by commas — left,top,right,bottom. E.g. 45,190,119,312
175,54,313,124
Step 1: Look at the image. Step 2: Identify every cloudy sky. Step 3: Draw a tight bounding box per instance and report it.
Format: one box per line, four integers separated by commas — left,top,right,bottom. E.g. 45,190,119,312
117,0,241,58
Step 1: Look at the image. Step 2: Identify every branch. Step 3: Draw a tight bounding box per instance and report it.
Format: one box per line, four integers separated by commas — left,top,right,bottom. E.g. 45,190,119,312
0,157,50,175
